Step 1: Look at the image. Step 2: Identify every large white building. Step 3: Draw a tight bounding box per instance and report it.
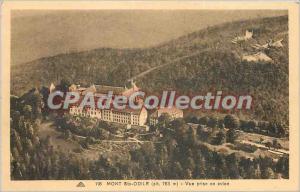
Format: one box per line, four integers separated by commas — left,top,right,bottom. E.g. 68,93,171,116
68,82,147,126
70,105,148,126
61,82,183,127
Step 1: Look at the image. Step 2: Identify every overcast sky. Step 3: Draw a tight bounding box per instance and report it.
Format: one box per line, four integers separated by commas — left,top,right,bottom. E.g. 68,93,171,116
11,10,287,65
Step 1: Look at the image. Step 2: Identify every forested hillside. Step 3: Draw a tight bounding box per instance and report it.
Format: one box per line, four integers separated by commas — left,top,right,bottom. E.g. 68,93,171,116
10,92,289,180
11,15,288,124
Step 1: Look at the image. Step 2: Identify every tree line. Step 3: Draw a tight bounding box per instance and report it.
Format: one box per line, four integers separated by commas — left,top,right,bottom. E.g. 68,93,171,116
11,89,288,180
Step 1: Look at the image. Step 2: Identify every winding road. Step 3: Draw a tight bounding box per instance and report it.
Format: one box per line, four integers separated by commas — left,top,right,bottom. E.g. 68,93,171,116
127,49,209,82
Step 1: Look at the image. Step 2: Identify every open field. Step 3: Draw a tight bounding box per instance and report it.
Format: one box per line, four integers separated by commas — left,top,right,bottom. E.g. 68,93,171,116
236,130,289,150
200,142,283,161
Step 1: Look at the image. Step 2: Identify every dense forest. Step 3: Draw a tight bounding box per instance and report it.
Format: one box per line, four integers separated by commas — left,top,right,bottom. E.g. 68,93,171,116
10,15,290,180
11,15,289,124
10,89,289,180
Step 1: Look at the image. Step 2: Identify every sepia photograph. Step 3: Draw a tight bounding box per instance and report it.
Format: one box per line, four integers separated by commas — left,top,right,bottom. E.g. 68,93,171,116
1,1,299,192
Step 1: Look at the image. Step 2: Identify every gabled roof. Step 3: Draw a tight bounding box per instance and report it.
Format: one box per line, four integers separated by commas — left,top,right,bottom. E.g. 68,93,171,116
94,85,126,95
112,106,145,115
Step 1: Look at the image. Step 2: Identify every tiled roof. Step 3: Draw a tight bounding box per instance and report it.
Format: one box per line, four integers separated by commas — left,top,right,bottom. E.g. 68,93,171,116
94,85,126,95
112,105,144,115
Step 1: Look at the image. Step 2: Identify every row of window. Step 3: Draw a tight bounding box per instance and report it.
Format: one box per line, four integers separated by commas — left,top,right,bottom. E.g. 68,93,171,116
70,107,141,125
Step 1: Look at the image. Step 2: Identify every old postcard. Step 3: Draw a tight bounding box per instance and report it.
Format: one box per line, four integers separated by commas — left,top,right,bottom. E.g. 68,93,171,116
0,1,299,192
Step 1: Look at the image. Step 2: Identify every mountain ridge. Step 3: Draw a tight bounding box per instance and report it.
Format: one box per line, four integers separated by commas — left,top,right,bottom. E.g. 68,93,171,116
11,15,289,123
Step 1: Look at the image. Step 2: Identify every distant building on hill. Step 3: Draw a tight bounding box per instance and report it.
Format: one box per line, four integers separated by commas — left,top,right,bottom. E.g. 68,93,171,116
242,52,273,62
232,30,253,44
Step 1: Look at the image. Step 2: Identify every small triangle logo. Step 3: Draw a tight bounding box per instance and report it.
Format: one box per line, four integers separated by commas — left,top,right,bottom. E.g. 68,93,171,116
76,182,85,187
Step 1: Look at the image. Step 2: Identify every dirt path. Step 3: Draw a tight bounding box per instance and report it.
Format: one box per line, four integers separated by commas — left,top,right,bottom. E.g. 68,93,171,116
127,49,209,82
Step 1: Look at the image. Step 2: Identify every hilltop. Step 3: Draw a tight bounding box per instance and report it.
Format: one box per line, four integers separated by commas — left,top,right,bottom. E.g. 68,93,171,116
11,15,288,123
